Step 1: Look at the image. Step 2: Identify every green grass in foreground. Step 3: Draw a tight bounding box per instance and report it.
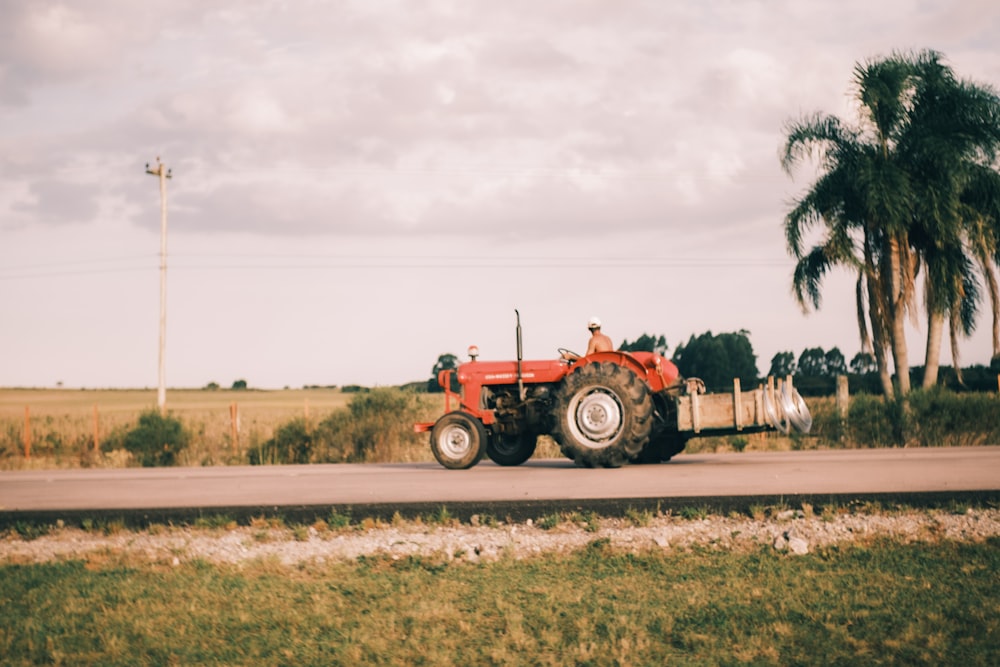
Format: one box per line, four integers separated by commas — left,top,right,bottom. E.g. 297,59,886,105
1,538,997,666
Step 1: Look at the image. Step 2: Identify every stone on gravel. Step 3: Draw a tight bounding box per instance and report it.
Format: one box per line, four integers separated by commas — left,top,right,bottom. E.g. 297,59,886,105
787,536,809,555
3,508,999,566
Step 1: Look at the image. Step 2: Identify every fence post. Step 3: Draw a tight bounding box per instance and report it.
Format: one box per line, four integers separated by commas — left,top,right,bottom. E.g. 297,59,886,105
23,406,31,459
230,402,240,453
836,375,849,444
93,404,100,451
836,375,850,419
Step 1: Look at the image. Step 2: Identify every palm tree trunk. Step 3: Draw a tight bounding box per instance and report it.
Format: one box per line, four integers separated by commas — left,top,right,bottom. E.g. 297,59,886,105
923,309,945,388
887,235,911,395
874,341,894,398
949,308,965,386
983,260,1000,361
891,308,911,395
866,270,894,399
922,274,944,389
855,274,872,354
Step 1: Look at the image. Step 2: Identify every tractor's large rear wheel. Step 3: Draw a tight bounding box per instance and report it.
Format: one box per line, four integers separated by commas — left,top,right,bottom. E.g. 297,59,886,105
430,412,486,470
550,362,653,468
486,432,537,466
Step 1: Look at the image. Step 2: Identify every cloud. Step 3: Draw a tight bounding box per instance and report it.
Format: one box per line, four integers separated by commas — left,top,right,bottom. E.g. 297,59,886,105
4,2,999,241
174,178,393,236
3,1,999,389
10,178,99,226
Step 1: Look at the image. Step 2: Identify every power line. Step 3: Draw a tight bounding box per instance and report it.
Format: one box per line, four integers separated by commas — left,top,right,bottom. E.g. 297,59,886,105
0,254,791,280
0,267,153,280
0,162,773,180
0,255,157,271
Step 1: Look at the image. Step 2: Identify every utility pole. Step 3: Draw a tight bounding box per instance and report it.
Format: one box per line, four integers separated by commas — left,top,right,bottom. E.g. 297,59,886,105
146,158,172,413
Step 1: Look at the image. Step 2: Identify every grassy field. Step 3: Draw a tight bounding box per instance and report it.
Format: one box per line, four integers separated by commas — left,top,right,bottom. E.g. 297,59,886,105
0,385,809,470
0,388,364,468
3,388,998,664
3,387,998,470
1,536,997,665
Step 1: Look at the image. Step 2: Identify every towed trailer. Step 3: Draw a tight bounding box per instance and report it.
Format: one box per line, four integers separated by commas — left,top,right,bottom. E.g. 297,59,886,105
416,312,811,469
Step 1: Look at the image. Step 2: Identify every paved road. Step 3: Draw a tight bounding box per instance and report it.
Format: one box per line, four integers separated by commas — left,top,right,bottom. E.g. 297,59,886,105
2,448,997,516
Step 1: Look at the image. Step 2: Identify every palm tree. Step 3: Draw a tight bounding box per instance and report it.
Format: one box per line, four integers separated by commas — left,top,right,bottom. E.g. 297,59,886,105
783,50,1000,395
783,56,919,397
899,52,1000,387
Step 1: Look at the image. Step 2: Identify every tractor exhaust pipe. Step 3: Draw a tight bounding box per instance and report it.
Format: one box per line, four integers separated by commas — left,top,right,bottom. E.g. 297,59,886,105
515,309,525,401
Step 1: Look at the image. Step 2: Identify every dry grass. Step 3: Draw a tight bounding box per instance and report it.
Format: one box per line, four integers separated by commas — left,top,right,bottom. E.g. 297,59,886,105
0,388,418,469
5,388,995,470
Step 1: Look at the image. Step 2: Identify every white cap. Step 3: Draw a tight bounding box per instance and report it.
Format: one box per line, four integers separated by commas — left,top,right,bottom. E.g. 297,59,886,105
587,316,602,329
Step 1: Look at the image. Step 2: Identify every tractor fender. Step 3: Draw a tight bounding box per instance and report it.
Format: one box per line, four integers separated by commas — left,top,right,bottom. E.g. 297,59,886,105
573,351,679,392
574,351,647,377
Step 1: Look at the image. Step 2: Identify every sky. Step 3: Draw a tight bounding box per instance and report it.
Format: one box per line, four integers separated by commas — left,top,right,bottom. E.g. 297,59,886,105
2,1,1000,390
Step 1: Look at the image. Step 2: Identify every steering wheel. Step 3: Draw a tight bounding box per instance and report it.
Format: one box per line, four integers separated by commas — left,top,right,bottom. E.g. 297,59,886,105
557,347,580,362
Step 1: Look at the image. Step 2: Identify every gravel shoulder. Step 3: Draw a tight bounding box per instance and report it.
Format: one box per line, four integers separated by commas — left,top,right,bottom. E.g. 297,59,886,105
3,508,998,567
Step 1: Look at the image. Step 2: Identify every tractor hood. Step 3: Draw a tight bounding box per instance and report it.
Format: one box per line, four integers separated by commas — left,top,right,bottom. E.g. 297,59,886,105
455,359,569,386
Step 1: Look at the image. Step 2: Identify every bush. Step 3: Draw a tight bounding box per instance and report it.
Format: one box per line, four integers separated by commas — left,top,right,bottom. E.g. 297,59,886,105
907,389,1000,447
249,388,429,465
809,389,1000,449
789,396,836,445
118,410,189,467
323,388,427,462
248,418,313,465
838,394,906,447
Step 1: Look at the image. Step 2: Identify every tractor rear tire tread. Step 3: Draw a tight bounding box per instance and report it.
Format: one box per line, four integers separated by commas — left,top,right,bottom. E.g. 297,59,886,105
550,362,653,468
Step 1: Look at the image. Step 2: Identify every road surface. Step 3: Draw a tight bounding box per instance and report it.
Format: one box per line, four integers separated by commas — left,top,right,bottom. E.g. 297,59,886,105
2,448,997,524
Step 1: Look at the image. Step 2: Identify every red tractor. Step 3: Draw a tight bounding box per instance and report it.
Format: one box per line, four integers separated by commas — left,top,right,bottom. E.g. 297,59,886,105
416,312,812,469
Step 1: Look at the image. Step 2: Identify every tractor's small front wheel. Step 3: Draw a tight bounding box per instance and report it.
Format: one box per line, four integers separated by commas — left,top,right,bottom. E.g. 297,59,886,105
430,411,486,470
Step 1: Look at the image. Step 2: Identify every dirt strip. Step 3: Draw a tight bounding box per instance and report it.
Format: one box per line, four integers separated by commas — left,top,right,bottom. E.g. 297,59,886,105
3,508,998,566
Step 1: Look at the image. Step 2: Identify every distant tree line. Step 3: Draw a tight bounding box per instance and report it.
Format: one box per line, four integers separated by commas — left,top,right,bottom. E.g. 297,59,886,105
427,328,999,397
619,334,668,356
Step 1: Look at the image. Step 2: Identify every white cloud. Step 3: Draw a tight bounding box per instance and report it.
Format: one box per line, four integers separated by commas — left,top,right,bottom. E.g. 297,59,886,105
1,0,998,388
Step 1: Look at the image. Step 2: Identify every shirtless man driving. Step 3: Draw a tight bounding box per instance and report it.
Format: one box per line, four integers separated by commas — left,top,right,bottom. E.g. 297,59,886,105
562,316,613,359
585,316,613,355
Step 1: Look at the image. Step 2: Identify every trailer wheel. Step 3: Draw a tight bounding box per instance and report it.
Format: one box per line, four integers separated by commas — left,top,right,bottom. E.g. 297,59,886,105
637,397,688,463
430,412,486,470
486,433,537,466
551,362,653,468
637,433,688,463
